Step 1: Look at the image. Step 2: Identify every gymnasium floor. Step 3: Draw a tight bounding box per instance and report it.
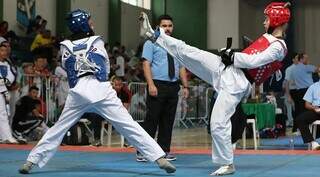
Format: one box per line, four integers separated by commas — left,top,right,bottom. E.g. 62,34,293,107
1,127,320,177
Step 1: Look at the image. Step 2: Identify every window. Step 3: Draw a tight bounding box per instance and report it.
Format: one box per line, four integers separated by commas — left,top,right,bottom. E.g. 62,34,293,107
121,0,151,10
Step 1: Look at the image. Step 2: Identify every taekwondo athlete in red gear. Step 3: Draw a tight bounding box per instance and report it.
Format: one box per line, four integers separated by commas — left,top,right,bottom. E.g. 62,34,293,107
139,2,290,175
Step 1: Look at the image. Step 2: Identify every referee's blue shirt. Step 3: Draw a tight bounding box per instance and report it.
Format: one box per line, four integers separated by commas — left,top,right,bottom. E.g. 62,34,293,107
142,40,181,82
303,81,320,106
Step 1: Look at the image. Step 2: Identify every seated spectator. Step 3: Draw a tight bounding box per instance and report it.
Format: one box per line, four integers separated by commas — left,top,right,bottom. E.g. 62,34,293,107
38,19,48,33
111,76,132,147
0,21,17,42
0,21,9,37
33,55,50,76
130,86,146,120
54,62,69,109
26,15,42,36
11,86,48,143
114,50,125,78
33,55,50,98
20,62,35,96
30,30,53,52
296,79,320,150
30,30,54,64
111,76,131,109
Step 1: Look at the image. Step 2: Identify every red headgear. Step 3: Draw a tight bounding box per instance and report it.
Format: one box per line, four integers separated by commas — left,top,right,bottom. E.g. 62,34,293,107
264,2,291,28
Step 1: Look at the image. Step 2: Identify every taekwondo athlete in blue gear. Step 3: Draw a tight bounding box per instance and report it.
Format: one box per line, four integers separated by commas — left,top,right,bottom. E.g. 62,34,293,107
19,9,176,174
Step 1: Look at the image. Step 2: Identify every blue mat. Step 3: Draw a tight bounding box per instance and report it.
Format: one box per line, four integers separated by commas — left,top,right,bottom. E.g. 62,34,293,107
260,136,310,150
1,149,320,177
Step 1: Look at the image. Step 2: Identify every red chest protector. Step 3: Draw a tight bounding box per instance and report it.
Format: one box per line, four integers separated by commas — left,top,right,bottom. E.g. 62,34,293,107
242,34,286,86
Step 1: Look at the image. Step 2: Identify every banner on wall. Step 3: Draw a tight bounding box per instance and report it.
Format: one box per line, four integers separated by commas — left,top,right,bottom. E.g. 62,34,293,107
17,0,36,28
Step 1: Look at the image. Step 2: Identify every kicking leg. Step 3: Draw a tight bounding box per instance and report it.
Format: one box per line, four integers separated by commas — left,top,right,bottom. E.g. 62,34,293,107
139,12,224,85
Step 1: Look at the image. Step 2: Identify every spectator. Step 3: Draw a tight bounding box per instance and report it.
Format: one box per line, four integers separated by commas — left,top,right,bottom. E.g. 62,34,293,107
283,54,298,127
125,67,143,82
20,63,35,96
130,85,146,121
83,112,104,146
111,76,131,109
30,30,54,64
112,41,121,54
38,19,47,33
112,76,133,147
0,21,17,42
0,40,18,144
290,53,320,132
54,62,69,109
296,79,320,150
0,21,9,37
32,55,50,93
27,15,42,35
12,86,48,143
104,42,110,52
114,50,125,78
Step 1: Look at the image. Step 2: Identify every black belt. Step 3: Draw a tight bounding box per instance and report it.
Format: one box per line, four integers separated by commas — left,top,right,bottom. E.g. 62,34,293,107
79,72,94,78
153,79,179,86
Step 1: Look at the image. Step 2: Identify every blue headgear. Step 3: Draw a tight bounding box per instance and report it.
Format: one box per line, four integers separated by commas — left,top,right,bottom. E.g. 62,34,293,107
66,9,91,33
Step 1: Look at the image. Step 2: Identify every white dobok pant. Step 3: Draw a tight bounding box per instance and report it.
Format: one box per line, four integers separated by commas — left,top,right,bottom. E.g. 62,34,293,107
0,94,16,142
155,33,250,165
27,82,165,167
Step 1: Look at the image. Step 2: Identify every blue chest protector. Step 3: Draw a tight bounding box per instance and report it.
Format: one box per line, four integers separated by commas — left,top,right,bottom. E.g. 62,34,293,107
61,36,109,88
0,65,8,78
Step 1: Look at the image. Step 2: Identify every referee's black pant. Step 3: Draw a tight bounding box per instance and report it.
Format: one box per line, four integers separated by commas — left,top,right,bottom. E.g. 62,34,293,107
143,80,180,153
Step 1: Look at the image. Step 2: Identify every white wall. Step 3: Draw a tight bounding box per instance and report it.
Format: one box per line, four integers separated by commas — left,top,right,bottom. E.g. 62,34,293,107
121,2,149,52
71,0,109,41
35,0,56,35
207,0,239,49
3,0,56,36
3,0,23,36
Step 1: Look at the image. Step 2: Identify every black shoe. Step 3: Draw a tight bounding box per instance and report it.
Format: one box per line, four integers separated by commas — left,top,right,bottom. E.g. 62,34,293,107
12,131,27,144
165,153,177,161
90,140,102,147
136,152,148,162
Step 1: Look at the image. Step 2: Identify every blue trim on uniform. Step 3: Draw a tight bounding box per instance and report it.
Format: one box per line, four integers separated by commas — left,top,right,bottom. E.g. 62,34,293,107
0,65,8,78
73,44,88,51
64,55,78,88
87,52,108,82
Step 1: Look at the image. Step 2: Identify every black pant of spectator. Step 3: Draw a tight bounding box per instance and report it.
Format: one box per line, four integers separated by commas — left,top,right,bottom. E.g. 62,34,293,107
143,80,179,153
296,110,320,143
82,113,104,141
12,116,43,136
291,88,308,132
206,93,249,143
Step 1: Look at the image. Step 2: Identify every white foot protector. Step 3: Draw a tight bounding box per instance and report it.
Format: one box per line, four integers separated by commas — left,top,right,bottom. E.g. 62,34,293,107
210,164,235,176
139,12,154,39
